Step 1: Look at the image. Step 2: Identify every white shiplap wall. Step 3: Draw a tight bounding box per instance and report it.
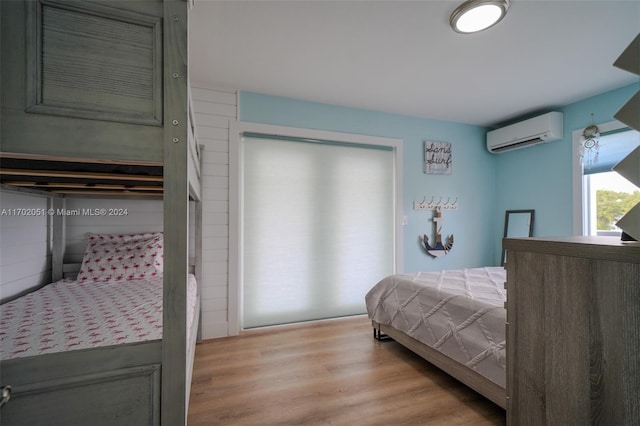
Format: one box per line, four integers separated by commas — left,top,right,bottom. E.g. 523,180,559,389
63,197,164,263
0,191,164,301
0,189,51,301
191,85,236,339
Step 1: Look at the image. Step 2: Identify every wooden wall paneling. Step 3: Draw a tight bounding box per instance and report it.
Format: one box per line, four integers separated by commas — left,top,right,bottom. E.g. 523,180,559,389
162,0,189,424
190,85,236,339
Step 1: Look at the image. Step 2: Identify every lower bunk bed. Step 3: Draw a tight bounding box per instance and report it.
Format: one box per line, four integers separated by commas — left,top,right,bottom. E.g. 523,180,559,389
0,233,200,425
365,267,507,409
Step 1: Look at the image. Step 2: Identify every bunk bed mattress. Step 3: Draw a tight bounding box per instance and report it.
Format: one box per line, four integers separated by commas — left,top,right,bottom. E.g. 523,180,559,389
0,275,198,360
365,267,507,387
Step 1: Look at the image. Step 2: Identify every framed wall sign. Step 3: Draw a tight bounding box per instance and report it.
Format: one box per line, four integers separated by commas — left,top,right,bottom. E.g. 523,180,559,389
424,141,452,174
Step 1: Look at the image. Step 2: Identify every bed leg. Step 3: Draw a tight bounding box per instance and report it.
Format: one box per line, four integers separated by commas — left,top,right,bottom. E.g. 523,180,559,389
373,325,391,341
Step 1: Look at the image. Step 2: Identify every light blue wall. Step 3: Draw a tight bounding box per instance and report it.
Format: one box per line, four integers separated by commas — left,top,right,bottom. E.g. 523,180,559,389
239,92,498,272
239,84,638,270
493,83,638,258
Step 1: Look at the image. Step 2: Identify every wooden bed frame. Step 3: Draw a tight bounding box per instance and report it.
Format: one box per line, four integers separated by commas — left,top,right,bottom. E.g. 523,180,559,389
0,0,200,424
372,320,507,409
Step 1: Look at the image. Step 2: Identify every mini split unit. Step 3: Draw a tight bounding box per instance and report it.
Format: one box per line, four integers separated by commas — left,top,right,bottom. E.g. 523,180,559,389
487,111,563,153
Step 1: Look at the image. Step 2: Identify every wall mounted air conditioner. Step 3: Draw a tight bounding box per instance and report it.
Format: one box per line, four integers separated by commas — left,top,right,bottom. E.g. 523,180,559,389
486,111,563,154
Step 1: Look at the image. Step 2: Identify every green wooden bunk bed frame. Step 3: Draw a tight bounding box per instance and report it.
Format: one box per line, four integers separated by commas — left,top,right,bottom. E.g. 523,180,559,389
0,0,200,424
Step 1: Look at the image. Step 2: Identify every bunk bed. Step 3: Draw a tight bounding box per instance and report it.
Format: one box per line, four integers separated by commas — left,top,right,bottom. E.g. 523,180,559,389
366,267,507,409
0,0,200,424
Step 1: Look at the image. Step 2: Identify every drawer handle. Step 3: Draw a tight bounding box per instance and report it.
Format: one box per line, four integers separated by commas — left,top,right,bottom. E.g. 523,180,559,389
0,386,11,408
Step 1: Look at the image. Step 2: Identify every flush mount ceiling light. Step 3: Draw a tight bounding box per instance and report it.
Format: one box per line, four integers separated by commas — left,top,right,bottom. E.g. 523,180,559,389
450,0,510,34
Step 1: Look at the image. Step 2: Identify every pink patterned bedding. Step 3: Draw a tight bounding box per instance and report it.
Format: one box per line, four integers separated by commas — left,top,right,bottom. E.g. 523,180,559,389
0,275,197,360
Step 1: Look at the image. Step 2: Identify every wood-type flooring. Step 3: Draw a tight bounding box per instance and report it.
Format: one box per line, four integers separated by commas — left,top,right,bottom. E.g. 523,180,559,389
188,315,505,425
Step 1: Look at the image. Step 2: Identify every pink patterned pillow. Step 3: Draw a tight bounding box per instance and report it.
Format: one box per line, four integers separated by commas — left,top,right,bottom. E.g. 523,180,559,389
86,232,162,244
77,232,164,283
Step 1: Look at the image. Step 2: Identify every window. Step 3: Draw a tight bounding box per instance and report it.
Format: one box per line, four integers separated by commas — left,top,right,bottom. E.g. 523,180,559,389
240,131,400,328
583,171,640,236
580,128,640,236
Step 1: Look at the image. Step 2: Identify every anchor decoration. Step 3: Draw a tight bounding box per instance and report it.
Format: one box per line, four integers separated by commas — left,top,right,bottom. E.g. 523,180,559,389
422,207,454,257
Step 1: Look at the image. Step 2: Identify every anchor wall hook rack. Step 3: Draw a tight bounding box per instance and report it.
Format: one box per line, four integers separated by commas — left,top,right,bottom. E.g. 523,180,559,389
421,207,454,258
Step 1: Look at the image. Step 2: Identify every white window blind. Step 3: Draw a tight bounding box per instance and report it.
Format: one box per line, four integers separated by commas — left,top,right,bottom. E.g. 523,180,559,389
583,129,640,175
242,135,395,328
582,129,640,236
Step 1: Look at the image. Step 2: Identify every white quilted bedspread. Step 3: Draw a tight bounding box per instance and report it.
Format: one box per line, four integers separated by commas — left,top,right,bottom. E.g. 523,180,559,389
1,275,198,360
365,267,506,387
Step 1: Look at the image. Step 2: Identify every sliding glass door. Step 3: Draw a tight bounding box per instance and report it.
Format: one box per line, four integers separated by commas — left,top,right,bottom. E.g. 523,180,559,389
242,135,395,328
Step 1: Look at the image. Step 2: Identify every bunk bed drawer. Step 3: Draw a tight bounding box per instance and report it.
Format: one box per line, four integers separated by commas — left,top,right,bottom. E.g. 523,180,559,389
1,342,161,426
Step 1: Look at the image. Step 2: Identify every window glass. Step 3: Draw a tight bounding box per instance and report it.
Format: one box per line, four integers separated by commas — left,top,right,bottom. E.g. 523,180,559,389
584,171,640,236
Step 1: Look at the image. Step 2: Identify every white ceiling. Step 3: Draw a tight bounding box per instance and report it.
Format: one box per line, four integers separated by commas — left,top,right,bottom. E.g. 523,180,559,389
189,1,640,127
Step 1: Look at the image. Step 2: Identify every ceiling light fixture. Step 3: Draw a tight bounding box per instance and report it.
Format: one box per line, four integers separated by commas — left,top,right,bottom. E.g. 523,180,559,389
450,0,510,34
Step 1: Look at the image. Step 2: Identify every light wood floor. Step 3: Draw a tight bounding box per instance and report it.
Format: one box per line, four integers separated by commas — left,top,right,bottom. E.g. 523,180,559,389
188,315,506,425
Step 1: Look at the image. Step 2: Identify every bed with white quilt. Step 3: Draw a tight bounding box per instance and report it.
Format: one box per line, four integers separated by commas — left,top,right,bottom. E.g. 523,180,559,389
365,267,507,408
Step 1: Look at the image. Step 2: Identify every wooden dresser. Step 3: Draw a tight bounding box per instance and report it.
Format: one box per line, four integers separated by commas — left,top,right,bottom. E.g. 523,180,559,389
503,236,640,425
